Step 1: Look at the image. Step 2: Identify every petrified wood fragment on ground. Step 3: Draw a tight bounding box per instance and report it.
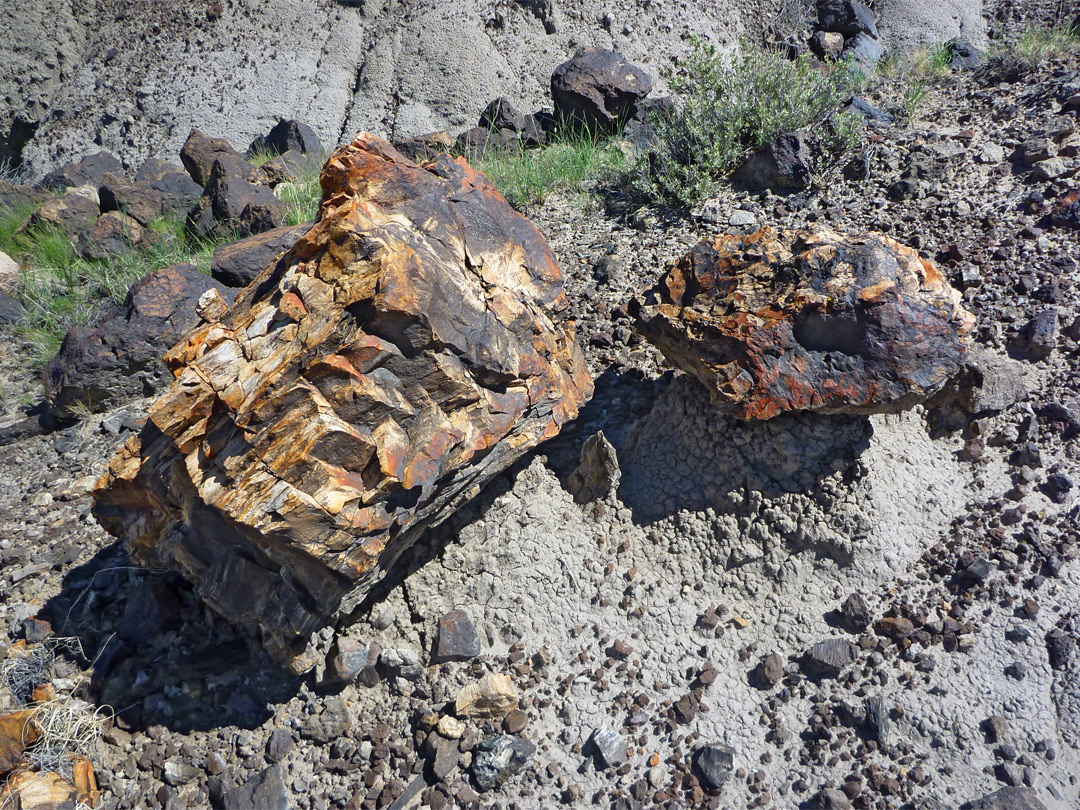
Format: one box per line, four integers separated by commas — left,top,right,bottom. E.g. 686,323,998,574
93,134,592,669
634,225,974,419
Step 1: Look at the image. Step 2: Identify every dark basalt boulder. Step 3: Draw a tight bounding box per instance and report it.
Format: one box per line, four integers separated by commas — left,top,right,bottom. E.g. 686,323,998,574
186,155,285,239
247,119,323,159
634,225,975,419
551,48,652,132
26,193,100,242
93,134,593,671
44,263,236,419
210,222,313,288
39,151,123,192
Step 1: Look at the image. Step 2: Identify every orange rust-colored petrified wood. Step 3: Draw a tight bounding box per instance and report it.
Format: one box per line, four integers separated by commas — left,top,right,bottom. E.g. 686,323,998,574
633,225,975,419
93,134,593,670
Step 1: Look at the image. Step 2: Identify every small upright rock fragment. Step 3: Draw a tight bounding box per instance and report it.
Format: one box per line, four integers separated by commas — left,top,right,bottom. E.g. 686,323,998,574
634,225,975,419
567,430,620,503
840,593,871,633
433,609,482,663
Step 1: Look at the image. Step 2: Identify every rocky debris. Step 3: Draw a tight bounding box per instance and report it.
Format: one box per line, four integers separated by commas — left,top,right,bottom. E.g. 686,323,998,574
300,694,354,744
960,787,1048,810
224,763,292,810
180,128,253,187
754,652,784,689
566,430,620,503
93,134,592,668
44,263,236,419
76,210,153,259
817,0,877,39
550,48,652,132
803,639,859,677
98,173,168,225
188,155,285,239
954,346,1027,414
0,181,47,212
423,729,460,780
27,192,99,243
38,150,122,192
865,695,891,744
840,592,872,632
432,609,482,663
692,743,734,791
470,735,535,792
210,222,313,288
634,225,975,419
810,30,845,61
0,291,24,326
731,130,816,192
455,673,518,719
247,119,323,159
587,727,626,768
135,158,185,182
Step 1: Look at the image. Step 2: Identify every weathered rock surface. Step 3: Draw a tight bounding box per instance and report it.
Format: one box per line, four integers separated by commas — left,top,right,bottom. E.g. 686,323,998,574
566,430,620,503
433,609,482,663
92,134,592,668
38,150,122,192
471,735,535,792
76,211,153,259
188,155,284,239
550,48,652,132
44,263,236,419
210,223,314,288
247,119,323,159
27,193,100,242
959,787,1048,810
634,225,975,419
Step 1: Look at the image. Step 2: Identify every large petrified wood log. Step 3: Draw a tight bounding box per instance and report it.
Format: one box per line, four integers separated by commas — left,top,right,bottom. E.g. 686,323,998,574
633,225,975,419
93,134,593,670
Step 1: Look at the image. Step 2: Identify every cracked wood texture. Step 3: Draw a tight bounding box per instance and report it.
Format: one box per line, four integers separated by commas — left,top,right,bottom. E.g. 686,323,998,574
634,225,975,419
93,134,593,670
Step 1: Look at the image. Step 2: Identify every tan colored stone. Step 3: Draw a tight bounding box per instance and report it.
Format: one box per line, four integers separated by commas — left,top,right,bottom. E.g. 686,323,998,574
455,673,518,719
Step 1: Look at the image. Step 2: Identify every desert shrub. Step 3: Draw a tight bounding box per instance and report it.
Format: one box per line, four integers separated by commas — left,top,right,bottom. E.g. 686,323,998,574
629,40,860,207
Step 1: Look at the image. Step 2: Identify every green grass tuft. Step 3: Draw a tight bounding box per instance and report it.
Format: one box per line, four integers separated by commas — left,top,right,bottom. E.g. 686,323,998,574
1015,22,1080,64
471,133,628,210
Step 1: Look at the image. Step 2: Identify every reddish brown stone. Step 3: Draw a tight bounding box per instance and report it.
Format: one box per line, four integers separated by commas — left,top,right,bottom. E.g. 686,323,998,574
93,134,592,670
634,226,975,419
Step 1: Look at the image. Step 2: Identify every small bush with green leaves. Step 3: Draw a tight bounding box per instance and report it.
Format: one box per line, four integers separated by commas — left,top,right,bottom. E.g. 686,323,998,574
628,40,861,207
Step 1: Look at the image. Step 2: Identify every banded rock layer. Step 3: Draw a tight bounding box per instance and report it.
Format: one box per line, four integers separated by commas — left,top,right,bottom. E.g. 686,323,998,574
634,225,975,419
93,134,593,669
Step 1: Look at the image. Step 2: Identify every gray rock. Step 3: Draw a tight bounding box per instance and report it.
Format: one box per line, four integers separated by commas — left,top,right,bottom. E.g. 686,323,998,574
378,648,424,681
817,0,878,39
163,759,200,787
423,731,460,781
692,743,735,791
949,41,986,71
0,291,25,326
265,728,295,762
731,130,815,192
840,592,871,632
567,430,620,503
844,96,893,123
1016,308,1059,360
432,609,482,663
299,694,354,744
328,637,370,683
844,32,885,73
865,695,890,745
588,727,627,768
804,639,858,677
479,98,529,134
470,735,536,792
958,346,1027,413
959,787,1047,809
225,764,292,810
